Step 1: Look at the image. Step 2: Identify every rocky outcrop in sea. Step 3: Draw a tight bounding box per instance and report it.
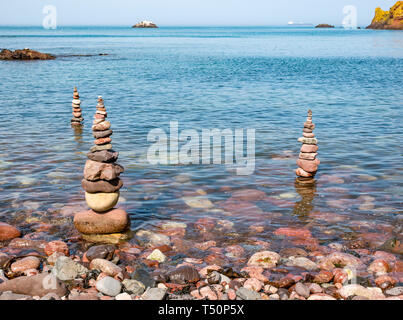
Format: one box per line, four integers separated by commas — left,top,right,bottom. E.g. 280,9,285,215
132,21,158,28
315,24,335,28
0,48,55,60
366,1,403,30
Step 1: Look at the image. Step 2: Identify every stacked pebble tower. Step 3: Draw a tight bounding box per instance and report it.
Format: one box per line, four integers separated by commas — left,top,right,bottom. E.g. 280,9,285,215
71,87,84,125
295,109,320,184
74,96,131,243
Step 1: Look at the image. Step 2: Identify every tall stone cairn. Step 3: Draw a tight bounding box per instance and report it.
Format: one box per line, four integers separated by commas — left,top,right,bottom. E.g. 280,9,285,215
71,87,84,125
74,96,130,243
295,110,320,182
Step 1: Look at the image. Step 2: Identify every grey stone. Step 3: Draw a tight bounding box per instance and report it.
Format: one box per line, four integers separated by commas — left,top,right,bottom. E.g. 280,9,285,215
40,292,61,300
122,279,145,295
0,291,33,300
236,287,262,300
142,287,167,300
136,230,170,247
131,268,155,288
285,256,318,271
52,256,88,281
90,144,112,153
295,282,310,298
96,276,122,297
386,287,403,296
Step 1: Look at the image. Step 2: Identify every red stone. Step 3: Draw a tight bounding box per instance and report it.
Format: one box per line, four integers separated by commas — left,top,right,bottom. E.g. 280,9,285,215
94,137,112,145
297,158,320,173
303,132,315,138
295,168,313,177
94,114,105,120
313,270,333,283
44,240,69,256
274,227,312,239
0,222,21,241
300,144,318,153
232,189,266,201
332,268,348,284
375,275,397,289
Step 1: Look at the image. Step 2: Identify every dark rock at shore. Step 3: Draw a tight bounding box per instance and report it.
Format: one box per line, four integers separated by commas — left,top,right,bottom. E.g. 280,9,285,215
86,244,116,261
0,48,55,60
366,1,403,30
132,21,158,28
161,265,200,284
315,24,335,28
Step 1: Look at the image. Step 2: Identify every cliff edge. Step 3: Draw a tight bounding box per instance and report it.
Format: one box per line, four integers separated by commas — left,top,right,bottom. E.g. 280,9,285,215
366,1,403,30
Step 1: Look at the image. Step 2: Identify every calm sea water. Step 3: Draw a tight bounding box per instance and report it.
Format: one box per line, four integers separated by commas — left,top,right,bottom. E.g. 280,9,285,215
0,27,402,253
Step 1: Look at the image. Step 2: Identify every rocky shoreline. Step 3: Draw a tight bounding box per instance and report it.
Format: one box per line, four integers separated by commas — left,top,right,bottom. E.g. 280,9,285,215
0,220,402,300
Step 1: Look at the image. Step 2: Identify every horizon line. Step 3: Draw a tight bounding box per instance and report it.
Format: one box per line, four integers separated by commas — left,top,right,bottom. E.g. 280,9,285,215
0,24,359,28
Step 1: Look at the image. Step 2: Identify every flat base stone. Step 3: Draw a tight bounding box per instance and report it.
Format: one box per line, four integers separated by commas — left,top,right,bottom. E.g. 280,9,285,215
74,208,129,234
81,229,133,245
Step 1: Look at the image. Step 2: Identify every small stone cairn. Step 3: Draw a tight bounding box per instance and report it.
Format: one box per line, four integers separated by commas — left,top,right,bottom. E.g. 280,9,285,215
295,109,320,184
71,87,84,125
74,96,131,243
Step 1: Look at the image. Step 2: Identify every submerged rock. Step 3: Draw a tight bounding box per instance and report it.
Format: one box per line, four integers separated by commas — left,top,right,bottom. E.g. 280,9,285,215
0,222,21,241
247,251,280,269
147,249,166,263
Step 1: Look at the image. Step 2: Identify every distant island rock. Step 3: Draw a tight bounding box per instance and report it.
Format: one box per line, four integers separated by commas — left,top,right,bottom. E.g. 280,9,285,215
132,20,158,28
0,48,55,60
315,24,335,28
366,1,403,30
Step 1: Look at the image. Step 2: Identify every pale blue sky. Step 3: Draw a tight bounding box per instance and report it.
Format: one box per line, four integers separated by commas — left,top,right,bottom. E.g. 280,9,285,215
0,0,398,26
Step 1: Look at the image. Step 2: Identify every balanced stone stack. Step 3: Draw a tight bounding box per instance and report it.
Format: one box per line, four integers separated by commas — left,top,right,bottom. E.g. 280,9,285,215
74,96,131,244
71,87,84,125
295,109,320,184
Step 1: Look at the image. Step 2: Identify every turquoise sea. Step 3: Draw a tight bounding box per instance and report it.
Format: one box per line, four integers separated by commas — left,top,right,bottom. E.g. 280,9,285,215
0,26,402,256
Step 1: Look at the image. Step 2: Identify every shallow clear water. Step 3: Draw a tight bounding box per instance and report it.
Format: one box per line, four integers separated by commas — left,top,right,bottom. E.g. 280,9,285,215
0,26,402,255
